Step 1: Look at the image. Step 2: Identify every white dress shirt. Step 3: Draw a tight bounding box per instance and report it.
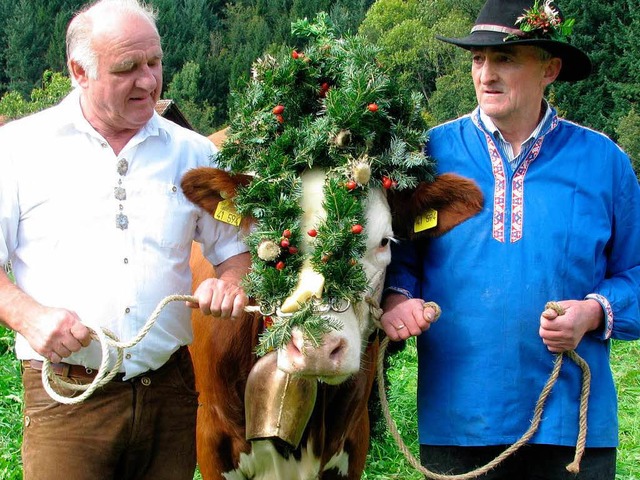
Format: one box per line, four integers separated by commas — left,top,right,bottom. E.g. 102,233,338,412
0,89,247,379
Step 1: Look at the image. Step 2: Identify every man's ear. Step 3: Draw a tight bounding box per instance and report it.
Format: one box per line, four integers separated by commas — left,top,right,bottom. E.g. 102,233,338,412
543,57,562,86
68,59,89,88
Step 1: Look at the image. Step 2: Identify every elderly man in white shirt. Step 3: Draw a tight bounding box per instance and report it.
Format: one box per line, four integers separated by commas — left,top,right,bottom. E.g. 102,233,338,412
0,1,250,479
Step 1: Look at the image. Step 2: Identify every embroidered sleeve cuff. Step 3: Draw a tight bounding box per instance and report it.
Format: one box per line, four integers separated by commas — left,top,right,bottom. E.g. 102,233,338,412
585,293,613,340
382,287,414,301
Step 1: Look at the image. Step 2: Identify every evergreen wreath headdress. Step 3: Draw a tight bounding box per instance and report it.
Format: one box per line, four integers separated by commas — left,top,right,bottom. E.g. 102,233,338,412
216,13,436,356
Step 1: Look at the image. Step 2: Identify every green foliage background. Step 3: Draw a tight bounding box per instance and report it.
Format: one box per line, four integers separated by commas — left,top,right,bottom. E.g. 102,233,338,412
0,0,639,169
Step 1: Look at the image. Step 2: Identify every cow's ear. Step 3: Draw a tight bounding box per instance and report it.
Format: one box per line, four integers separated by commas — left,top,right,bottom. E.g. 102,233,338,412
389,173,483,240
181,167,252,216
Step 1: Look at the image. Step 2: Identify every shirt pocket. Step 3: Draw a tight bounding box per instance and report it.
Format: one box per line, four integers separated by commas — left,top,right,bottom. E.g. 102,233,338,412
128,181,197,252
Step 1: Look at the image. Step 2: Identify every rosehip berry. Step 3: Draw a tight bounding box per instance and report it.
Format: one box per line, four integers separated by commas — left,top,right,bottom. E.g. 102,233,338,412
382,176,393,189
288,246,298,254
367,103,379,112
272,105,285,115
307,229,318,237
282,229,291,238
275,261,285,270
346,180,357,190
280,239,290,248
351,224,363,234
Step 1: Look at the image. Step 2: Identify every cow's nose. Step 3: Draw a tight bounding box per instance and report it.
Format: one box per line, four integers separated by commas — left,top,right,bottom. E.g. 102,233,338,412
284,329,348,374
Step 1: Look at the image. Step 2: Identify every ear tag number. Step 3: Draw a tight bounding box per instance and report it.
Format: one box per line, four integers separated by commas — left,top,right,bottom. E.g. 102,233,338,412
214,200,242,226
414,209,438,233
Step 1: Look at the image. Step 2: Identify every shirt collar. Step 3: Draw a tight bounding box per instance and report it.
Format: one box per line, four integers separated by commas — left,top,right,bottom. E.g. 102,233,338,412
479,100,553,147
56,88,171,144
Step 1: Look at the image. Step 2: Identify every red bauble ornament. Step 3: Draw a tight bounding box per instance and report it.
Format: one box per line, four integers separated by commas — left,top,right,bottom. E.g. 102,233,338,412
272,105,285,115
367,103,379,112
351,224,363,234
307,229,318,237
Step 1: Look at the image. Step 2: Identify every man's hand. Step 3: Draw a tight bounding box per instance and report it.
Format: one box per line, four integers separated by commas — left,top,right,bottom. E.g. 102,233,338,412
188,277,248,319
539,299,604,353
0,270,92,363
380,293,440,341
187,252,251,319
17,306,92,364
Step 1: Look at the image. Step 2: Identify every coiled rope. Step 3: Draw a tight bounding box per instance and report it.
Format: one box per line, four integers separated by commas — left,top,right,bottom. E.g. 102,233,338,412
42,294,211,404
370,299,591,478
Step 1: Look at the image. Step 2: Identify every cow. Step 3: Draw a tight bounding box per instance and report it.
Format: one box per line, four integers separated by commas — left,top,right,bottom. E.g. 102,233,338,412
182,131,483,480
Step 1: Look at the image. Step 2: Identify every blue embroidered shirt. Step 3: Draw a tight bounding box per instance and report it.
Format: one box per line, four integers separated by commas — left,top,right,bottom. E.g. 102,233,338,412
385,106,640,448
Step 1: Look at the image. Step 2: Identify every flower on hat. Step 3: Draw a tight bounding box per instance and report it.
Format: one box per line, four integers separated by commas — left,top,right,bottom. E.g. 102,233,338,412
507,0,575,42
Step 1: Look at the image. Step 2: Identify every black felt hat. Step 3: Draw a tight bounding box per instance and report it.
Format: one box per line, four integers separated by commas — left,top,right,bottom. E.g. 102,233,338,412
436,0,591,82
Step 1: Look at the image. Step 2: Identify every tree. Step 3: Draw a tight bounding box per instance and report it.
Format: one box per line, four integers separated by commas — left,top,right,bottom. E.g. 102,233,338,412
152,0,222,84
616,107,640,180
4,0,51,95
0,70,71,120
358,0,479,120
164,61,217,135
551,0,640,137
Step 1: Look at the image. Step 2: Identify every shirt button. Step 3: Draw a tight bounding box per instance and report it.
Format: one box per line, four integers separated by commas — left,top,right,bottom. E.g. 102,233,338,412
100,142,108,148
125,353,131,359
125,307,130,314
124,258,129,264
172,185,177,193
141,377,151,386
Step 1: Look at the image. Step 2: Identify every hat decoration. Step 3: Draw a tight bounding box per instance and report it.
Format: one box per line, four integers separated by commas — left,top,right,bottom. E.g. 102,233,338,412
505,0,575,42
217,13,436,356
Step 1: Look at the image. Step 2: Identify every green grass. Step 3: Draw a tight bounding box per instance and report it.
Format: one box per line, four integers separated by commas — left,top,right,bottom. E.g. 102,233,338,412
0,328,638,479
0,328,22,480
364,338,640,479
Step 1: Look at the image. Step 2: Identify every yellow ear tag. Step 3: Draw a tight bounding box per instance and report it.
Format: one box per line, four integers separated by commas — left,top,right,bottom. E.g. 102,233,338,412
414,209,438,233
214,199,242,227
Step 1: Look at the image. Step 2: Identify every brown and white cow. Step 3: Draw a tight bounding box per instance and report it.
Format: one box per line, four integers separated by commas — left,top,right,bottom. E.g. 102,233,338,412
182,133,483,480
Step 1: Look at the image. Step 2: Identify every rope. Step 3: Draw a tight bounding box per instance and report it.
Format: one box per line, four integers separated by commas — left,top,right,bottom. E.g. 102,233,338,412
370,299,591,479
41,294,200,404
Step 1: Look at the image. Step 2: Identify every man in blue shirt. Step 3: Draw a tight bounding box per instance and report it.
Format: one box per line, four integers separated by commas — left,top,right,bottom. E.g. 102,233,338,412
381,0,640,478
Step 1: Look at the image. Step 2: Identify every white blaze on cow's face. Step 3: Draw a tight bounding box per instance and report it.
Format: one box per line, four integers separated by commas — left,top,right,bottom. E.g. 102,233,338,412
277,168,393,384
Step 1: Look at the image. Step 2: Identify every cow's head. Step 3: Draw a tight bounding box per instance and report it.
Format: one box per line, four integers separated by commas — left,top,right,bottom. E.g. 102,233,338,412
183,161,481,382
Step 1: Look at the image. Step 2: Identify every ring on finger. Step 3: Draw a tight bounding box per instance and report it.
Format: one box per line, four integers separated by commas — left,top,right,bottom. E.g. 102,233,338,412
395,324,406,330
